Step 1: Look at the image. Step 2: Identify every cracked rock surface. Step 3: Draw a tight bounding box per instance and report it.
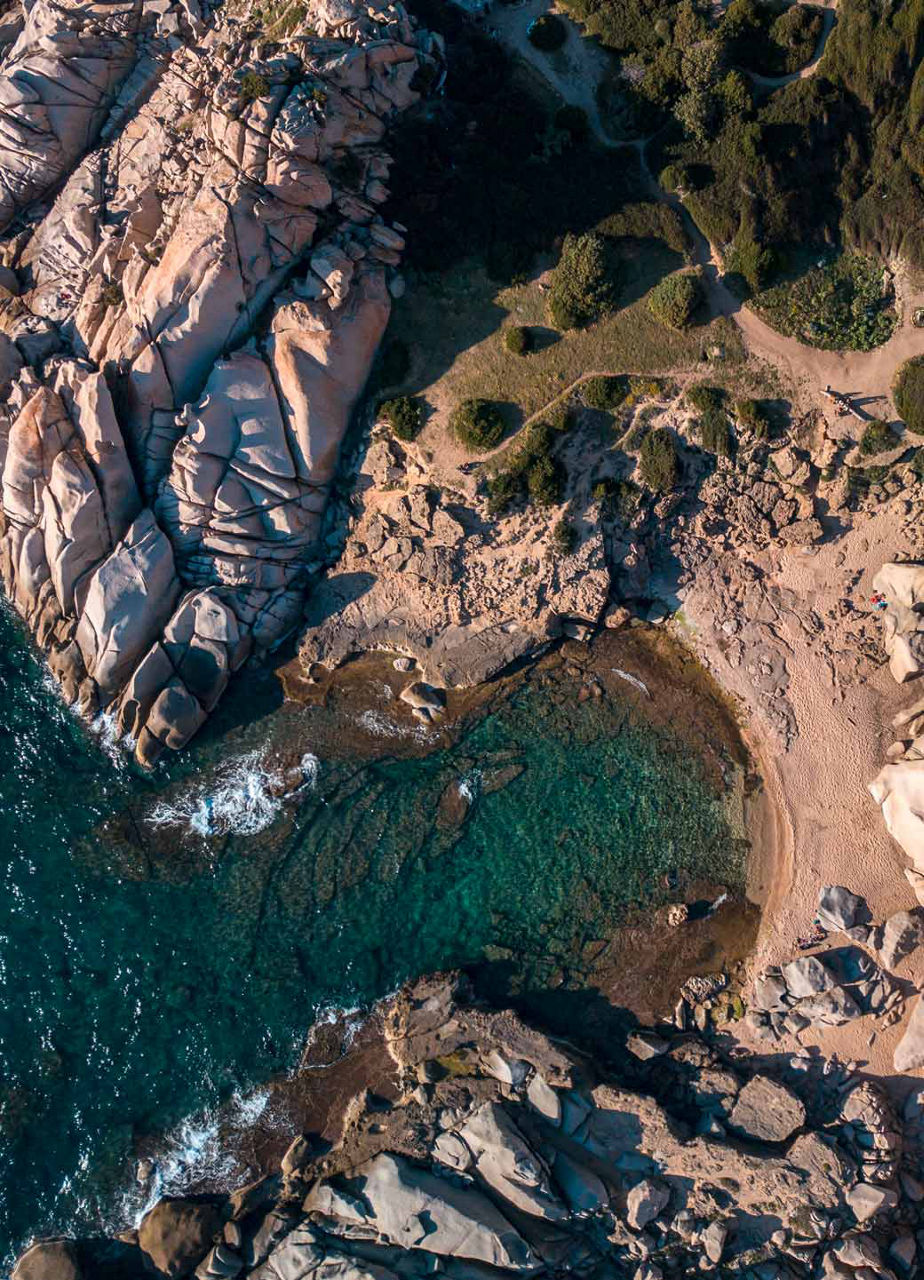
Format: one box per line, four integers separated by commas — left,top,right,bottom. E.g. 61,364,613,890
0,0,441,764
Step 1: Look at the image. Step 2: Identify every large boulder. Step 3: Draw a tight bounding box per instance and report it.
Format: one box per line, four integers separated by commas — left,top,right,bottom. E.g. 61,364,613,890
817,885,864,933
895,994,924,1073
729,1076,806,1143
782,955,834,998
12,1241,82,1280
880,908,924,970
306,1153,536,1270
456,1103,567,1221
137,1197,226,1278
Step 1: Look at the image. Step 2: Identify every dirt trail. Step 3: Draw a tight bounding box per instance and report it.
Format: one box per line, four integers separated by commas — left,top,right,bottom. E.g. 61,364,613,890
747,0,838,89
491,0,924,426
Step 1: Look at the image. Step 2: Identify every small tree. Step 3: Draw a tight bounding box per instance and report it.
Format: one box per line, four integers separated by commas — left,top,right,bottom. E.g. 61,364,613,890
528,14,568,50
504,325,531,355
583,375,628,411
551,519,577,555
699,407,732,457
648,272,701,330
240,70,270,102
860,418,899,456
380,396,423,442
451,399,506,451
686,382,723,412
735,398,769,438
527,455,563,507
894,356,924,435
639,427,680,490
548,232,619,331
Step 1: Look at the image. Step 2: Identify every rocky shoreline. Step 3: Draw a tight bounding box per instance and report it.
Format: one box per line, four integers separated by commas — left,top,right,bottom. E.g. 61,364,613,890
16,974,924,1280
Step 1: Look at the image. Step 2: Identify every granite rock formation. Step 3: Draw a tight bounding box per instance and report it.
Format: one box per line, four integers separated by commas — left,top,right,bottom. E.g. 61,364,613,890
868,564,924,881
14,974,924,1280
0,0,441,764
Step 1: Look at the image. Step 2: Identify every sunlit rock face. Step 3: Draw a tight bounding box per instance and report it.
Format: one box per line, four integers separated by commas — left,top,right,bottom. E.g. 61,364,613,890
0,0,441,764
869,563,924,878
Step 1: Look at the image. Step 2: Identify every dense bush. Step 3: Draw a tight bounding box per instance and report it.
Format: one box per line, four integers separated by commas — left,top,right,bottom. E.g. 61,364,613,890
894,357,924,436
451,399,506,451
735,398,769,437
504,325,532,355
551,519,577,555
699,407,732,457
527,454,563,506
859,418,900,456
686,382,723,413
548,232,620,330
239,70,270,102
582,375,628,411
486,420,566,514
648,272,701,330
380,396,423,442
751,254,896,351
639,427,680,490
487,471,521,517
528,13,568,50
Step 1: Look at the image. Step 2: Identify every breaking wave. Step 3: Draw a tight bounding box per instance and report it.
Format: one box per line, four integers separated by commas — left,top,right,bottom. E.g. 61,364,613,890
128,1088,271,1225
147,751,321,837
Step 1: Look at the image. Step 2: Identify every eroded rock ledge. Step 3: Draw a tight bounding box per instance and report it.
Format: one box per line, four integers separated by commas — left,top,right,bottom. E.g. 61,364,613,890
14,974,924,1280
0,0,441,764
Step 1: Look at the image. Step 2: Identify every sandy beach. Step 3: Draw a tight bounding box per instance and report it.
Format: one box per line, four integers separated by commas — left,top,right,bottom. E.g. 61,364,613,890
679,496,924,1078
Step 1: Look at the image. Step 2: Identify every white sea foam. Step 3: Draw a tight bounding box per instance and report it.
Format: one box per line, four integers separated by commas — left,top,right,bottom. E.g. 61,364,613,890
147,750,321,838
300,1002,369,1070
130,1087,271,1223
457,768,482,804
356,709,437,743
88,710,134,769
610,668,651,697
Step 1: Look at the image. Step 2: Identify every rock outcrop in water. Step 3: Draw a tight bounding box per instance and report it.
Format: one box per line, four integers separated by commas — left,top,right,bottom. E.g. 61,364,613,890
14,974,924,1280
0,0,440,764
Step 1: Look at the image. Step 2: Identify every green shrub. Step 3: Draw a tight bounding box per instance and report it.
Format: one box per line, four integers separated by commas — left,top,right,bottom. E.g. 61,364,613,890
699,407,732,457
659,163,688,192
451,399,506,451
380,396,423,442
734,398,769,438
751,254,896,351
100,280,123,309
528,13,568,50
582,375,628,411
551,519,577,555
487,471,521,516
859,418,899,456
548,402,575,433
686,382,723,413
504,325,531,356
548,232,620,331
648,272,701,330
639,427,680,490
894,357,924,436
240,70,270,102
593,476,640,519
527,454,563,507
725,230,773,294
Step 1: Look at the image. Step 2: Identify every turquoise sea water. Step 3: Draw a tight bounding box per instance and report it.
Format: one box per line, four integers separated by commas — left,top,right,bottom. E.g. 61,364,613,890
0,605,745,1265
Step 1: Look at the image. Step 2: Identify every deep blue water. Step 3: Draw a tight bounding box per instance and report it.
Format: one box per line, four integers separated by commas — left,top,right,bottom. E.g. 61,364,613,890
0,605,745,1265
